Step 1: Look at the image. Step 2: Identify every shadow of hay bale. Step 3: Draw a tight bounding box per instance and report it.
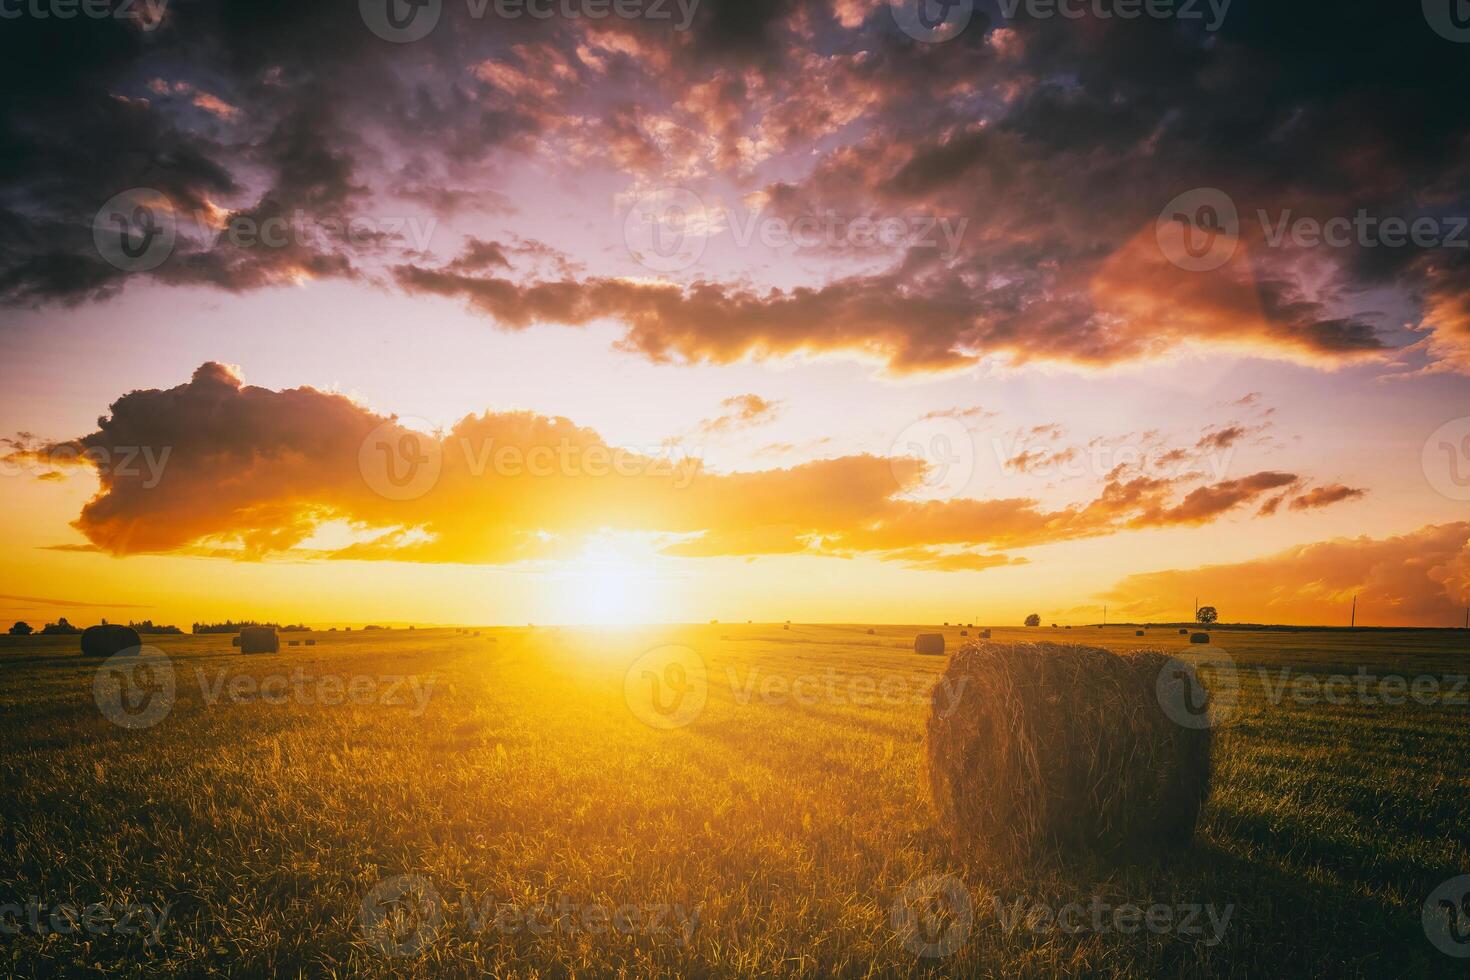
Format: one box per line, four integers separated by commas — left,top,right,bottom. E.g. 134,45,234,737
926,641,1212,866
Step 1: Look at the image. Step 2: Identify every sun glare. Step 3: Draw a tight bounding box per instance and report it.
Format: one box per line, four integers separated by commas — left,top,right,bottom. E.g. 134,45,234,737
552,538,664,625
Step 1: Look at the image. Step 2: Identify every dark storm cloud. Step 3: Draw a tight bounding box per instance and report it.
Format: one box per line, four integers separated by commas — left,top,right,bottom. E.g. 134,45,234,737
2,0,1468,375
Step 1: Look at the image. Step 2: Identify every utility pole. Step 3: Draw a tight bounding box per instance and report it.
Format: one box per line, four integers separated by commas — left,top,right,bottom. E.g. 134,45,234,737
1350,595,1356,628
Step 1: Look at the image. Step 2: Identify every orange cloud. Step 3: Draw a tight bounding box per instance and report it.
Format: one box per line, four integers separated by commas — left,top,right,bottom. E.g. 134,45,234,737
697,394,782,435
19,364,1356,571
1101,522,1470,627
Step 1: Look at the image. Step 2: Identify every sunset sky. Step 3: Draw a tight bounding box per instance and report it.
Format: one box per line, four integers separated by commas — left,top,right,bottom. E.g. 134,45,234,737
2,0,1469,627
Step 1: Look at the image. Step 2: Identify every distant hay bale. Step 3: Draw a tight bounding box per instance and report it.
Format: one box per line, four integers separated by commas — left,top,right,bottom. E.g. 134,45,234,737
783,624,790,630
960,630,969,636
1136,630,1146,636
926,641,1212,864
1190,632,1210,644
238,626,279,654
305,639,316,646
914,633,945,656
80,625,141,658
231,636,241,647
288,640,300,647
1179,628,1189,634
980,629,991,639
867,628,876,635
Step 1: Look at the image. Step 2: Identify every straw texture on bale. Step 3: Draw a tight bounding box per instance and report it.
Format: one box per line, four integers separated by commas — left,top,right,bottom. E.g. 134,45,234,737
914,633,945,655
1190,632,1210,644
238,626,279,654
926,642,1211,864
80,625,141,658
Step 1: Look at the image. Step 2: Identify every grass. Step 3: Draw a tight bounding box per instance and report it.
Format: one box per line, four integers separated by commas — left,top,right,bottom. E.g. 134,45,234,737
0,624,1465,977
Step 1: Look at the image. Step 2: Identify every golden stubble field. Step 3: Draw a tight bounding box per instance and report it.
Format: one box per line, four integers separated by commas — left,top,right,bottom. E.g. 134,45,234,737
1,623,1467,977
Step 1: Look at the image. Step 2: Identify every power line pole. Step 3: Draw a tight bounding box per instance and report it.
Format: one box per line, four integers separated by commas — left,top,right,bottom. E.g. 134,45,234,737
1350,595,1356,628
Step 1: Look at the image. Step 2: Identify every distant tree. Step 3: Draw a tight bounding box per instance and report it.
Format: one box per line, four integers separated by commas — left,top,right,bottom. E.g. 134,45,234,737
1196,606,1219,625
40,617,81,635
8,621,33,635
1024,613,1041,627
128,620,183,635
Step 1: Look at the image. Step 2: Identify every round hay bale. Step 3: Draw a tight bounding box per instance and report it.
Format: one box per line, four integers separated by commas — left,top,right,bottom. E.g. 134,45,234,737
80,625,141,658
980,629,991,639
867,628,876,635
238,626,279,654
960,630,969,636
1189,632,1210,644
926,642,1212,864
1179,628,1189,635
1136,630,1146,637
305,639,316,646
231,636,241,647
914,633,945,656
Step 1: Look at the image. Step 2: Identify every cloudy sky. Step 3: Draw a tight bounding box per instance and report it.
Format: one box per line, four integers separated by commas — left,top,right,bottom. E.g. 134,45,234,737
2,0,1469,627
